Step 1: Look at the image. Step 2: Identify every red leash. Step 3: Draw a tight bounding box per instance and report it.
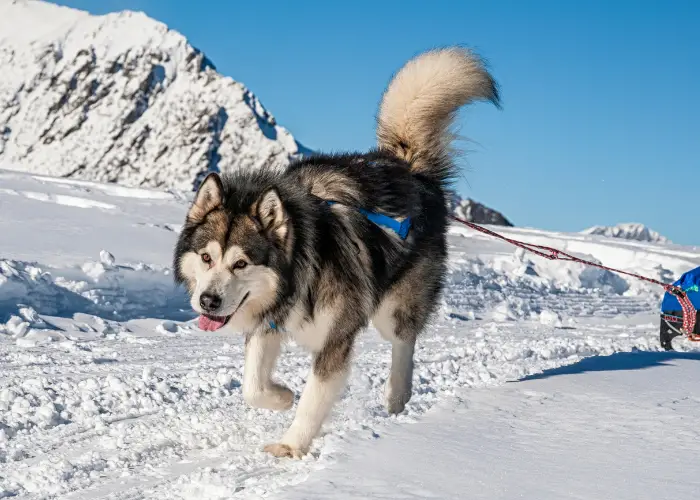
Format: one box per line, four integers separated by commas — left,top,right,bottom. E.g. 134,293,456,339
450,215,699,339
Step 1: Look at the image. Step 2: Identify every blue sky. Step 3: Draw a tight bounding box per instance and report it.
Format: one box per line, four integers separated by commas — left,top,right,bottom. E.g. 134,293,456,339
53,0,700,244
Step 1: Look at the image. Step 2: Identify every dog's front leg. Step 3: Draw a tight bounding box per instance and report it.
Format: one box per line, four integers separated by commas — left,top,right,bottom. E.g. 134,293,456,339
264,338,351,458
243,330,293,411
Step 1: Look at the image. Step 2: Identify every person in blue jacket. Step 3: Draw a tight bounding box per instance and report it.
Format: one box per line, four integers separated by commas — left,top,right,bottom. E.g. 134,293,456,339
660,266,700,350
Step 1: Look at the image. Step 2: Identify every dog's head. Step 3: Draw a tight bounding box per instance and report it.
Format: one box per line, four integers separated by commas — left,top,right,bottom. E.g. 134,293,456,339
174,173,292,332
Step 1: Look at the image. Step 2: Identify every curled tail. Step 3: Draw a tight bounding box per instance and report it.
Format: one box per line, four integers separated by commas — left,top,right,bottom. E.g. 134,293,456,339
376,47,500,183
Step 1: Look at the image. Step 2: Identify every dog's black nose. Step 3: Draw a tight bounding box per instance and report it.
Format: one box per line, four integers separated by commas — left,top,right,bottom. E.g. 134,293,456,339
199,292,222,311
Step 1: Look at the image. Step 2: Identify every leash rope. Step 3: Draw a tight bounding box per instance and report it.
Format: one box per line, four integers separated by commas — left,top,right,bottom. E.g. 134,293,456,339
450,215,698,340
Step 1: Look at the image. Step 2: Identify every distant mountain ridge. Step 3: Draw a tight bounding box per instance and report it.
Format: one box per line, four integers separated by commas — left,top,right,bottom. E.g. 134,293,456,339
582,223,670,244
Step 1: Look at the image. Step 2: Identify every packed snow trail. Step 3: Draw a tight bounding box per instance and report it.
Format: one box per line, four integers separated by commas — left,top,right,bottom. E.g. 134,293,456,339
2,170,700,498
282,352,700,500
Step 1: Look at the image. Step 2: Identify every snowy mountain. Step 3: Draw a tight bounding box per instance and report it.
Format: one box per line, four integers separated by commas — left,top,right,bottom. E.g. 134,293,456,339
582,223,670,244
0,0,306,190
449,192,513,226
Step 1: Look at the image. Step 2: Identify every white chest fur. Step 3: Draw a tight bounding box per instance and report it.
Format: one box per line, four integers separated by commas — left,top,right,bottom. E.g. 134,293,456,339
282,304,335,353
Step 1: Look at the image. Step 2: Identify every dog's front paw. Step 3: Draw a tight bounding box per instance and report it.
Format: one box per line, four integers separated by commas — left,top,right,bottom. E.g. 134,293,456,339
244,383,294,411
385,396,409,415
263,442,304,459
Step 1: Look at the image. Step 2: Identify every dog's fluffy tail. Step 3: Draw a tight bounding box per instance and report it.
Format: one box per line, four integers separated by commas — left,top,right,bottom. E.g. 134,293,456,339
376,47,499,183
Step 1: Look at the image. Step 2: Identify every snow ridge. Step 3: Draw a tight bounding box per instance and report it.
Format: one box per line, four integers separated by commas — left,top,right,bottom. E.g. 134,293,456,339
0,0,306,190
582,223,670,244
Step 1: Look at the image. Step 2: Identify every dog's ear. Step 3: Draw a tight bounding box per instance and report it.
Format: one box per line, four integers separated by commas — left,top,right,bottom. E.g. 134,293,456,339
253,188,289,244
188,173,223,221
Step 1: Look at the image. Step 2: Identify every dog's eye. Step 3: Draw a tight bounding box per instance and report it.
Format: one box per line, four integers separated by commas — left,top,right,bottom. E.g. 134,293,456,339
233,259,247,270
201,253,212,264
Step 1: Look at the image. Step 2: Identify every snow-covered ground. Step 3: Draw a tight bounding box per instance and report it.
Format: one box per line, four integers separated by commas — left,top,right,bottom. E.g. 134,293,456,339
2,168,700,498
284,352,700,500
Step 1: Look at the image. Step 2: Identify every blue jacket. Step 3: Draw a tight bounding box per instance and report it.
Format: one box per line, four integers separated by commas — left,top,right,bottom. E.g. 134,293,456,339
660,266,700,311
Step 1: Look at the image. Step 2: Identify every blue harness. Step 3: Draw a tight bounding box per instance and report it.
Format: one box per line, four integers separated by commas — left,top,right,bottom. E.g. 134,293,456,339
325,200,412,240
268,200,411,331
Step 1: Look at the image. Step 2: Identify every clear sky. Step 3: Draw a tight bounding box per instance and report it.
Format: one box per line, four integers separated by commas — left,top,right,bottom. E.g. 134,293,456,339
51,0,700,244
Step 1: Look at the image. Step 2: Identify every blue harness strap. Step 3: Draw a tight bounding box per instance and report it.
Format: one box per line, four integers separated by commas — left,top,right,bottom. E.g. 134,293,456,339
325,201,412,239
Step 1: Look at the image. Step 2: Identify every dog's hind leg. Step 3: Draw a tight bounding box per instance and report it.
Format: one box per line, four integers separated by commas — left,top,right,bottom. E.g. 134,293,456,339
373,296,418,414
243,330,294,411
373,259,445,414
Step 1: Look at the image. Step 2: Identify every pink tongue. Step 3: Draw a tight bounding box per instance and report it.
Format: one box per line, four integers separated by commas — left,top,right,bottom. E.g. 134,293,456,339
198,315,227,331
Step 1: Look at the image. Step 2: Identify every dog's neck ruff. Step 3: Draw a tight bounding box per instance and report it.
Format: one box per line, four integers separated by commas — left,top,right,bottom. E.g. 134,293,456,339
267,201,411,333
325,200,412,240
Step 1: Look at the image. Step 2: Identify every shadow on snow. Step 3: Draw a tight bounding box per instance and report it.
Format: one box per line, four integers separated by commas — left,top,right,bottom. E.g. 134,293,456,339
518,350,700,382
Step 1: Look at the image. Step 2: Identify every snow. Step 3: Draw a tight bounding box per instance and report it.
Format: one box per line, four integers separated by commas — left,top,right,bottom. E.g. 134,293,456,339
2,167,700,498
0,0,306,190
284,352,700,500
582,223,670,244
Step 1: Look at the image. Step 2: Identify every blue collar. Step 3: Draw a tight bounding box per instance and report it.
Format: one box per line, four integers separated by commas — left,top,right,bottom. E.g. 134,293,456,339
325,201,411,239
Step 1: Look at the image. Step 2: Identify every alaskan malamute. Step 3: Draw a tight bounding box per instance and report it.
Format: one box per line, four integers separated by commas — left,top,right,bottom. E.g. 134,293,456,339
174,47,499,458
